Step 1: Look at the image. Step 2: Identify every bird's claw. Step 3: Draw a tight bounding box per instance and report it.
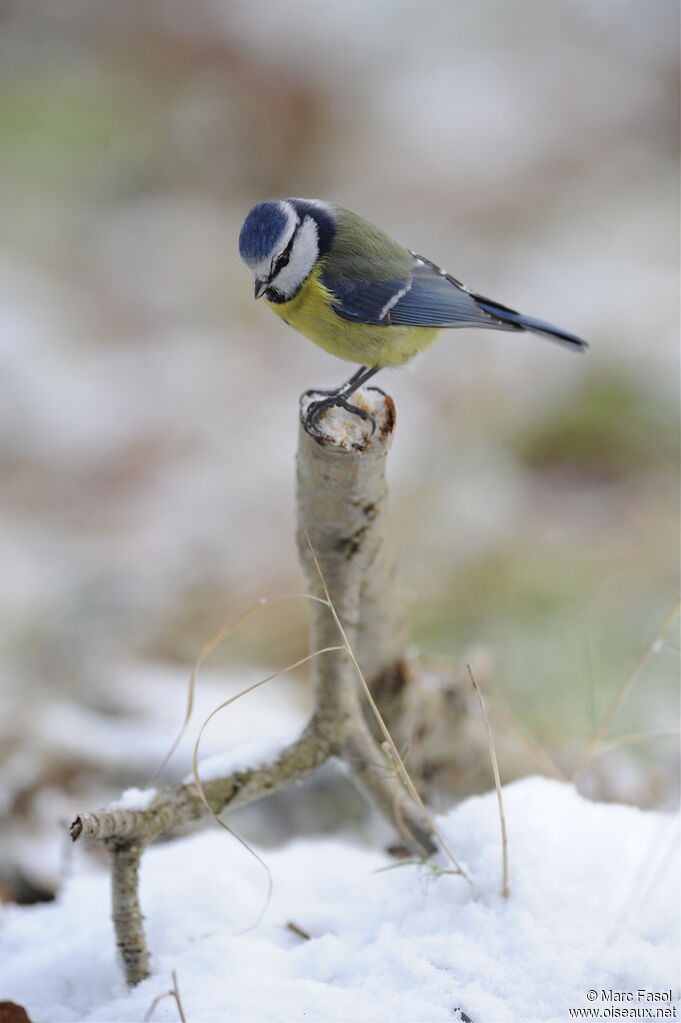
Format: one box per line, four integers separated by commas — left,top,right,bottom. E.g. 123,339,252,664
304,395,376,435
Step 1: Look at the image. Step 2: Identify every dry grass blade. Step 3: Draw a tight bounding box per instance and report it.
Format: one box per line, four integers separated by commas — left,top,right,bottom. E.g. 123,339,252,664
468,665,509,899
306,536,472,885
143,970,187,1022
607,814,680,943
492,690,567,782
586,729,679,761
145,592,330,787
634,816,680,909
572,599,681,781
171,971,187,1023
190,644,344,930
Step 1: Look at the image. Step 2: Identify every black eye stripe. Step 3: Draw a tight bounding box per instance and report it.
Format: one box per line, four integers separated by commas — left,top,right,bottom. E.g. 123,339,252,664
272,224,299,275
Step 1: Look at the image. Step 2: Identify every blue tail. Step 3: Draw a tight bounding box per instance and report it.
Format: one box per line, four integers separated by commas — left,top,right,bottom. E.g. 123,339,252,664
476,298,588,351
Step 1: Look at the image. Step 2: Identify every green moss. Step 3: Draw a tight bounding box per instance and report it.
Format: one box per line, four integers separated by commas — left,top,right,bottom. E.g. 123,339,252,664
515,372,679,476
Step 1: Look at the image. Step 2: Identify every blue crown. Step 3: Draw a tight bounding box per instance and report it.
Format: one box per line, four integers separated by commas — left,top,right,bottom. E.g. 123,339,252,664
238,201,288,264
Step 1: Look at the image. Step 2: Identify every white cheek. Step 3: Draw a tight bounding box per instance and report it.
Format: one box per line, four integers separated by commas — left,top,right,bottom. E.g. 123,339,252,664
271,217,319,298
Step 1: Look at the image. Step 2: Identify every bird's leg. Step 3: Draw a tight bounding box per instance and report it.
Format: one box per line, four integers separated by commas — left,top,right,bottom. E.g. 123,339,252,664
303,366,380,433
302,365,371,400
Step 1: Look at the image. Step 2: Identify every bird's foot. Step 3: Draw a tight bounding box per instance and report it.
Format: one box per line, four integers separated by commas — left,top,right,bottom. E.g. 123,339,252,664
303,394,377,435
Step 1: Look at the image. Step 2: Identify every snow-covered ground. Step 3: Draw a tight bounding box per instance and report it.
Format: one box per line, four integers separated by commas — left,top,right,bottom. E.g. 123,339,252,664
1,777,678,1022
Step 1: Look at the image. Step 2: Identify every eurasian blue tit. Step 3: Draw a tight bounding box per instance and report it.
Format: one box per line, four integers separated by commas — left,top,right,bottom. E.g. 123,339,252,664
238,199,588,430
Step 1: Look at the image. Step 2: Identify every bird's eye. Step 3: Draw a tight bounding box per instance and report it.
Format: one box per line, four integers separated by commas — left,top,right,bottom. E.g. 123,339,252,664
270,229,297,279
272,251,290,276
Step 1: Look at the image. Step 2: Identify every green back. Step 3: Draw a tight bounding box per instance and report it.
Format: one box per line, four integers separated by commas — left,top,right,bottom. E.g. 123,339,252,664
326,206,413,283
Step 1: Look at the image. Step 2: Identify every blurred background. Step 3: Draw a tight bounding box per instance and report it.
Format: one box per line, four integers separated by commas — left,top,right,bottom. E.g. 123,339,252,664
1,0,678,901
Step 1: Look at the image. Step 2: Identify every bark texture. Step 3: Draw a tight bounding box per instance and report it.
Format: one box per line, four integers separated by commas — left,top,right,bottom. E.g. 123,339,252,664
70,388,440,986
296,389,435,853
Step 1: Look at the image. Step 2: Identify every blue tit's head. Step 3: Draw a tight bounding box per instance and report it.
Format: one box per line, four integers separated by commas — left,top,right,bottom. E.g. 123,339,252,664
239,199,336,301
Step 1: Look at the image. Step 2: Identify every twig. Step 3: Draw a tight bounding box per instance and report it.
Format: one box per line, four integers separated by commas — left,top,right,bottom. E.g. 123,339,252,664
143,970,187,1022
110,840,149,986
468,665,509,899
71,725,330,984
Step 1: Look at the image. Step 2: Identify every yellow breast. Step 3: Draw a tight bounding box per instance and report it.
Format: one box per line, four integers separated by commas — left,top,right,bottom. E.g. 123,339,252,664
265,267,440,369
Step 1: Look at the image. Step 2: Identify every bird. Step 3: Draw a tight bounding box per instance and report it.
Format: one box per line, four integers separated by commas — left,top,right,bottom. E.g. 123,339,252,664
238,198,588,431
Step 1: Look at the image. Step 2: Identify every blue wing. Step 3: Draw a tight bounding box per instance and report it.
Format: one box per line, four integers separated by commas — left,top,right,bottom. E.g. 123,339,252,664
322,275,413,325
325,252,588,350
325,253,506,330
388,257,504,328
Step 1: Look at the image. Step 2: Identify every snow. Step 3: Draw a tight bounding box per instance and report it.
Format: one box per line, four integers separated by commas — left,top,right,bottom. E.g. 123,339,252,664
28,661,309,780
108,787,158,811
189,724,303,782
1,777,678,1023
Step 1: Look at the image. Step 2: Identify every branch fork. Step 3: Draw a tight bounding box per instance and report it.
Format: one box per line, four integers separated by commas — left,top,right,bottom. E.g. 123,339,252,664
71,387,440,985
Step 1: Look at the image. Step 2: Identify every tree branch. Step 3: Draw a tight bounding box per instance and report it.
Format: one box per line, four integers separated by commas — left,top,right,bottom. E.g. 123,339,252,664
297,388,436,855
70,388,441,985
70,723,329,846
